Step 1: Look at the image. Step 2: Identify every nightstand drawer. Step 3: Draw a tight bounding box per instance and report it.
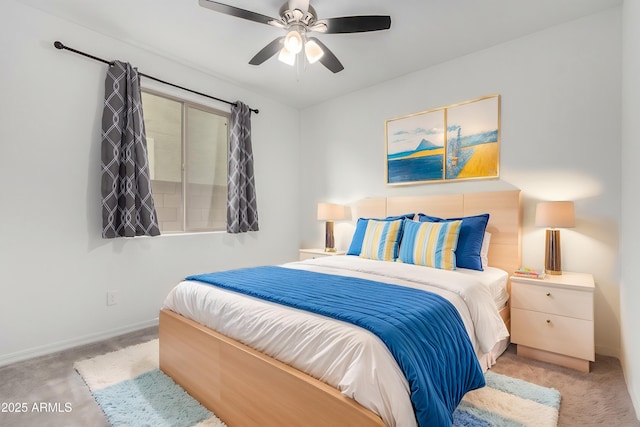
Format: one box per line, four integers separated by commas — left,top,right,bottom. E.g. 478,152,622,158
511,282,593,320
300,252,320,261
512,308,594,361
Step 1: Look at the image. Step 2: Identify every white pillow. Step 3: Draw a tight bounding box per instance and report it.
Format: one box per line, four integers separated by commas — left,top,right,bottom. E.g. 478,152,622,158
480,232,491,268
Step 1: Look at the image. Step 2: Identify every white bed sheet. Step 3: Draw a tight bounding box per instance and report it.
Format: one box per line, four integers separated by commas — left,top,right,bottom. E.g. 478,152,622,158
457,265,510,310
163,256,510,427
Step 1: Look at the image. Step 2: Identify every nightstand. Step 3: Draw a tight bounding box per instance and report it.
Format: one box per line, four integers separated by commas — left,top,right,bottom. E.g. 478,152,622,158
510,271,595,372
299,249,346,261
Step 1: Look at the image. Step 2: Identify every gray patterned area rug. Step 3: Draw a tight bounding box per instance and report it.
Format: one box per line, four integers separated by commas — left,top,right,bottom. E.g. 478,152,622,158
74,339,560,427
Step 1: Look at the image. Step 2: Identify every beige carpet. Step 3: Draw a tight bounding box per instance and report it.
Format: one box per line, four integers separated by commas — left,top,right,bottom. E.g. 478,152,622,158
0,327,637,427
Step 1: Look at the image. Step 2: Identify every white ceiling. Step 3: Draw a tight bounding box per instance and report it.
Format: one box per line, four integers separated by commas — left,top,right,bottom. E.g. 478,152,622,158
20,0,621,108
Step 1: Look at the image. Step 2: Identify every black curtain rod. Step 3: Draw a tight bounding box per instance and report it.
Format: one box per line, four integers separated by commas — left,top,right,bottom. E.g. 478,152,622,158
53,41,259,114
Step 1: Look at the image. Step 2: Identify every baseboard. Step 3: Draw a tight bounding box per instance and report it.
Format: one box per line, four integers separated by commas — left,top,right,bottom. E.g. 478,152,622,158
620,350,640,421
0,318,159,367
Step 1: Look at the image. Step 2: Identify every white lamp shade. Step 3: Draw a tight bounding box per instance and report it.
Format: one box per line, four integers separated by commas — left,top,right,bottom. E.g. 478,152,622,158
284,30,303,54
304,39,324,64
535,201,575,228
317,203,346,221
278,46,296,66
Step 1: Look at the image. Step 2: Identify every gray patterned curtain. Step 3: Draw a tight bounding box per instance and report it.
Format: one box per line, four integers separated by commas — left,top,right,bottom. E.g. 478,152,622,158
227,101,259,233
101,61,160,238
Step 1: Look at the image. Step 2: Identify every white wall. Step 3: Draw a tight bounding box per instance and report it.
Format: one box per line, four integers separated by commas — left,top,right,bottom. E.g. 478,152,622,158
0,2,300,365
621,0,640,417
300,8,622,357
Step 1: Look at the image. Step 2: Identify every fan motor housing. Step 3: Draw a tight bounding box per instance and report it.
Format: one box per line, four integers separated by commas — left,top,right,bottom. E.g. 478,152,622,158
279,3,317,26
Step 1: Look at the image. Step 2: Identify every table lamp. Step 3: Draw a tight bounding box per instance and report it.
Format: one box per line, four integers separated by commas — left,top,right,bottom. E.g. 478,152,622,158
535,201,575,275
317,203,346,252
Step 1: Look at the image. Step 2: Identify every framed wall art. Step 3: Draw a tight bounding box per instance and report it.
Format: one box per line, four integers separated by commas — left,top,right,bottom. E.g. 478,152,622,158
385,94,500,185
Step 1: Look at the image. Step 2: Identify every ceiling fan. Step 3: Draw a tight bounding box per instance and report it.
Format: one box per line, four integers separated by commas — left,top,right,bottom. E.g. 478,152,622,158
198,0,391,73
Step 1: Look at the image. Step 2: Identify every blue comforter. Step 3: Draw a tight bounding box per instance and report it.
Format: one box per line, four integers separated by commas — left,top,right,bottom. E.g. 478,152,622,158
187,266,485,427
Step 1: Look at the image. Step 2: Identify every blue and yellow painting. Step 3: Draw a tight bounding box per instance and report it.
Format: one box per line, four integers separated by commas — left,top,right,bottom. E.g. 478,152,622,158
445,96,499,180
386,95,499,184
386,108,445,184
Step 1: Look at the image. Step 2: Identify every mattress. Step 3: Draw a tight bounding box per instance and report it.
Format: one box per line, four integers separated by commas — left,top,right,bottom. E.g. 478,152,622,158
163,256,510,427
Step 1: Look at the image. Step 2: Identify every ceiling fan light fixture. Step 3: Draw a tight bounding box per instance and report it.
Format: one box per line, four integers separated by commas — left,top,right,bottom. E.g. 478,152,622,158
278,46,296,66
284,29,303,54
198,0,391,73
304,39,324,64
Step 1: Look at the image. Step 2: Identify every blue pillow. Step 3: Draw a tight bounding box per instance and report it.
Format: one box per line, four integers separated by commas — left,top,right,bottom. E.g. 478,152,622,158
417,213,489,271
347,214,414,256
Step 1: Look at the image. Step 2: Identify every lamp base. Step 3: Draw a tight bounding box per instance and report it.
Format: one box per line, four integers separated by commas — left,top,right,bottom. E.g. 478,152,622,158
544,229,563,275
324,221,336,253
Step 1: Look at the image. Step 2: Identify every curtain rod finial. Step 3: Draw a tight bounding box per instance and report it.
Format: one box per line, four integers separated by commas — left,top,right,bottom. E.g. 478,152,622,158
54,41,65,50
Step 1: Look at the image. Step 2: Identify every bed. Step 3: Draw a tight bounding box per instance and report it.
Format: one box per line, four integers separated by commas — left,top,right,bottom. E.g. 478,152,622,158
159,190,522,427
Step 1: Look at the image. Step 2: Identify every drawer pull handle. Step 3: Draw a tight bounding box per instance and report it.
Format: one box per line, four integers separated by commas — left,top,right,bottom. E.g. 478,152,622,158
546,292,551,297
546,319,551,324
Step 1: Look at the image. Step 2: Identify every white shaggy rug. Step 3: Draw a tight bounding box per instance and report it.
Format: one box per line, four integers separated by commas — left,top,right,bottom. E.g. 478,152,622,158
74,340,224,427
75,339,560,427
74,340,159,390
455,371,561,426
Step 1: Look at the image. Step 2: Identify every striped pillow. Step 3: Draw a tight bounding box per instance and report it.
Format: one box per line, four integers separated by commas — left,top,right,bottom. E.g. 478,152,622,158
347,214,415,256
359,219,404,261
399,219,462,270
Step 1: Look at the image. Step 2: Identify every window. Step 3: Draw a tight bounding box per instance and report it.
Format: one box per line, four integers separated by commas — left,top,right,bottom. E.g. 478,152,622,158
141,89,229,233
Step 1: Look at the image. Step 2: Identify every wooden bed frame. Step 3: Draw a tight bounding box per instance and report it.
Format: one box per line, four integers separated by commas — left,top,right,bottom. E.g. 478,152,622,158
159,190,522,427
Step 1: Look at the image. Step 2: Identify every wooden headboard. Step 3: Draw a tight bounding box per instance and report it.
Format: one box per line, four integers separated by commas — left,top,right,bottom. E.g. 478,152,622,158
351,190,522,289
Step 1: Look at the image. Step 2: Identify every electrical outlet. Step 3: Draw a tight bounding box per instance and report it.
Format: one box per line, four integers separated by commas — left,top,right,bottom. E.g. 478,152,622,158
106,291,118,306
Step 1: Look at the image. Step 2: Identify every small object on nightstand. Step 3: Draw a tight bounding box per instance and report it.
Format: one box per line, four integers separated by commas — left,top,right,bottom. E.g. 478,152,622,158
510,271,594,372
513,268,545,279
299,248,346,261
